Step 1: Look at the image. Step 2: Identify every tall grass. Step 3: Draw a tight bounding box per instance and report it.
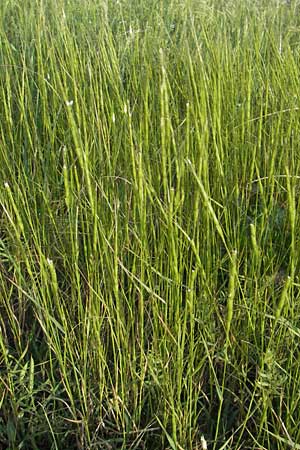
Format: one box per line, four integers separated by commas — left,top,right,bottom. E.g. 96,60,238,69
1,0,300,448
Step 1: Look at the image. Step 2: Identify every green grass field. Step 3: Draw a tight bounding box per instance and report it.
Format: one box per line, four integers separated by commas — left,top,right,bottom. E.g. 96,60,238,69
1,0,300,448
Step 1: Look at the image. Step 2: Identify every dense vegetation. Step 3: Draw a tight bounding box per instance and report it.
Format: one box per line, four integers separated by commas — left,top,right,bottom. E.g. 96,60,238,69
1,0,300,448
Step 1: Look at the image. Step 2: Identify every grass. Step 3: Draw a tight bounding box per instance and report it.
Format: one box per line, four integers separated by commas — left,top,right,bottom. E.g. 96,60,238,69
1,0,300,448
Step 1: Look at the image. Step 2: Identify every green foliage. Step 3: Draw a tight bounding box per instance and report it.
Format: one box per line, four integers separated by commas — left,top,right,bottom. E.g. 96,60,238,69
1,0,300,448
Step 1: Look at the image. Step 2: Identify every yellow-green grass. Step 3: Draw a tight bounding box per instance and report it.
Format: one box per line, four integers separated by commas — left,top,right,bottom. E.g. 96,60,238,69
1,0,300,448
